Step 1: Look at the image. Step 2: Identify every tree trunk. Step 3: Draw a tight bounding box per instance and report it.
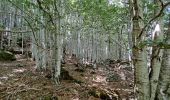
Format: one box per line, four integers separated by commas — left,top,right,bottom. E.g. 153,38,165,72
156,14,170,100
149,1,163,100
131,0,150,99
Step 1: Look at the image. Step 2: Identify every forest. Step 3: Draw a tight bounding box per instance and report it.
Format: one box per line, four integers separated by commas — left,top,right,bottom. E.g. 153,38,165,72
0,0,170,100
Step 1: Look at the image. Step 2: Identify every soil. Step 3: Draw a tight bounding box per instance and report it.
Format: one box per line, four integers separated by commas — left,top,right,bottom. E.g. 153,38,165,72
0,54,134,100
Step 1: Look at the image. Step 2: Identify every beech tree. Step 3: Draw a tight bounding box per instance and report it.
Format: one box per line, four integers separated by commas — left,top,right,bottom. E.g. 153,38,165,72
131,0,170,99
2,0,170,99
156,11,170,100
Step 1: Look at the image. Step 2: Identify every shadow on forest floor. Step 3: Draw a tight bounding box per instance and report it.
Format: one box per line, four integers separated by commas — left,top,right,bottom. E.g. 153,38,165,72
0,54,134,100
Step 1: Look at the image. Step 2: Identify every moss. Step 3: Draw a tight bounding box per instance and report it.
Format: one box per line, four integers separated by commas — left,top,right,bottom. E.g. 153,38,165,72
0,50,16,61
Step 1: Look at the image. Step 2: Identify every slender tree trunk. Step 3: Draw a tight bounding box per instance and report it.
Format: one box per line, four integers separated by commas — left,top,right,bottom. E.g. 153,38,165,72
156,14,170,100
149,1,163,100
52,0,62,85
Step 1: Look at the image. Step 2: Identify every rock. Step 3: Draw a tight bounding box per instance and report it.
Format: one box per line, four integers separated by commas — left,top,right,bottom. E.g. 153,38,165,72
100,92,112,100
74,68,85,72
85,64,93,68
80,73,84,76
16,64,24,67
41,95,58,100
88,88,115,100
106,73,121,82
74,63,86,72
45,73,52,79
60,68,74,80
90,71,96,74
123,67,132,71
88,89,99,98
72,79,83,84
103,59,117,65
0,50,16,61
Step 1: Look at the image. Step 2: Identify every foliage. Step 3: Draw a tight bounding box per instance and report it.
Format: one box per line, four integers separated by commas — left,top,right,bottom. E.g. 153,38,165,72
70,0,129,33
139,39,170,49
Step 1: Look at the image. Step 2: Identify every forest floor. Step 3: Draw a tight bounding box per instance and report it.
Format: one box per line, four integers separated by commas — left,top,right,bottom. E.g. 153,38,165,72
0,54,134,100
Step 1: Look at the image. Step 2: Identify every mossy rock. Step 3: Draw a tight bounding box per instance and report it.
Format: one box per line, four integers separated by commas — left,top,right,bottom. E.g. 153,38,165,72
0,50,16,61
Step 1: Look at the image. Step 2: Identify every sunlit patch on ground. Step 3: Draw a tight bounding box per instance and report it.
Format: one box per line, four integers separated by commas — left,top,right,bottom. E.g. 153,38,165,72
13,68,26,73
71,97,79,100
92,75,107,83
17,59,27,61
7,74,14,77
120,72,126,80
0,81,3,85
0,76,8,80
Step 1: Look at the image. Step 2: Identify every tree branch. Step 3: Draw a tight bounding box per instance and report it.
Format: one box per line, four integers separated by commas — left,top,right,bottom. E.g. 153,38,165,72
137,1,170,39
36,0,55,25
